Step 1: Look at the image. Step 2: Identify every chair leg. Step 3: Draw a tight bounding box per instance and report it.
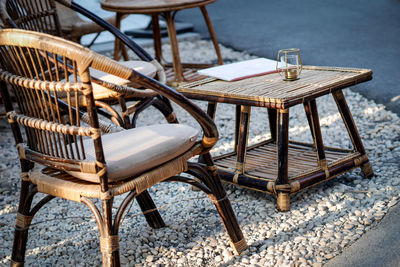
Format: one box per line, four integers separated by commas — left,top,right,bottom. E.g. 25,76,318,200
163,11,184,83
151,14,163,64
100,231,120,267
82,197,120,267
102,199,119,267
11,181,34,267
200,153,247,255
136,190,166,229
11,179,55,266
200,6,223,65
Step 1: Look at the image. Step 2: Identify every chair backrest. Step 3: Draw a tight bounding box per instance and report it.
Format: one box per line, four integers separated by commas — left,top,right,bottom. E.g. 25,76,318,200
0,29,109,185
1,0,62,36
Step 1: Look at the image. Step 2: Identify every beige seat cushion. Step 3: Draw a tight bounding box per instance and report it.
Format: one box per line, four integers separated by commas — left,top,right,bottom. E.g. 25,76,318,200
67,124,199,183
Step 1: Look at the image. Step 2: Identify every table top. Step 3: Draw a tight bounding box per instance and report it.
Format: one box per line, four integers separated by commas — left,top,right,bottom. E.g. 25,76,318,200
101,0,216,13
177,66,372,109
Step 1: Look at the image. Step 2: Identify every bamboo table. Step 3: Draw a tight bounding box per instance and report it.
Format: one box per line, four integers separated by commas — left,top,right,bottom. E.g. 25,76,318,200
101,0,223,85
178,66,374,211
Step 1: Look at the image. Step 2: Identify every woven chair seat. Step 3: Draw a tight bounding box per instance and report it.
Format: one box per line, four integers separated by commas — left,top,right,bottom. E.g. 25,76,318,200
67,124,199,183
29,143,198,202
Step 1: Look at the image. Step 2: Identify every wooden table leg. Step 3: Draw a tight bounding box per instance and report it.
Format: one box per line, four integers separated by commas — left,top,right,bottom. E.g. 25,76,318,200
234,105,241,152
305,100,329,177
113,12,123,61
113,13,129,61
276,108,290,212
151,14,163,63
163,11,184,83
206,101,217,119
333,90,373,177
198,101,217,165
303,102,315,141
234,106,251,184
267,108,277,140
200,6,223,65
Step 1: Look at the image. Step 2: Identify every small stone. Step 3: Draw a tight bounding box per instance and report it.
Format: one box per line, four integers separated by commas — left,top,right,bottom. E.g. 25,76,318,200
146,255,154,262
375,213,385,221
363,218,373,226
186,242,197,248
388,199,397,207
214,256,222,262
241,257,250,264
326,253,335,259
334,233,342,239
344,224,354,230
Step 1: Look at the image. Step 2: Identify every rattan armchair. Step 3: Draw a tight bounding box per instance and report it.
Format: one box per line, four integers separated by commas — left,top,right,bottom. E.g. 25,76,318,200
0,0,177,129
0,29,247,266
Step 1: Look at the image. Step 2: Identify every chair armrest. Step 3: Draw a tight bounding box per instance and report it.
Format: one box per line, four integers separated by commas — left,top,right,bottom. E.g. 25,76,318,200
88,54,218,150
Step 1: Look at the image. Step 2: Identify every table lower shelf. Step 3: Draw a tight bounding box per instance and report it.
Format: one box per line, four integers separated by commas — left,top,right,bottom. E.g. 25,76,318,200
214,139,365,194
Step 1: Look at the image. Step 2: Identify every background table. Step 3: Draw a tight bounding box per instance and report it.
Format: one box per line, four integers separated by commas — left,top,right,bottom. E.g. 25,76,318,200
178,66,374,211
101,0,223,85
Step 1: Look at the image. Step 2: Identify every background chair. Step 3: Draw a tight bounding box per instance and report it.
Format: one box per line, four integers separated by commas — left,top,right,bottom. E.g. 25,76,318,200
0,29,246,266
55,1,122,46
0,0,178,129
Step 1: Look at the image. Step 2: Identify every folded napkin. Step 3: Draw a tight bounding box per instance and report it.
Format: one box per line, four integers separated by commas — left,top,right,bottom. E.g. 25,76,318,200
197,58,278,81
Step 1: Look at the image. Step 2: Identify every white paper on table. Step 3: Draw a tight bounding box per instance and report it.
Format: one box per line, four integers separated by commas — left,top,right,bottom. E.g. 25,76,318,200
197,58,279,81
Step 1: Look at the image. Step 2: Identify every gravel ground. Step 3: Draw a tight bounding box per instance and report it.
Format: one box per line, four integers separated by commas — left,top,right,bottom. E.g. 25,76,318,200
1,39,400,267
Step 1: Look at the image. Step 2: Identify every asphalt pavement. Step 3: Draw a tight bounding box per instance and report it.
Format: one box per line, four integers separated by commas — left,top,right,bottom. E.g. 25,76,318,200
177,1,400,266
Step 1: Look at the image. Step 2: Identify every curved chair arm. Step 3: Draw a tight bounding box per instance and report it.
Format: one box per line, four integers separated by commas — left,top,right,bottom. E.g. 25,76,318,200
88,51,218,150
138,74,219,152
90,76,158,98
88,52,218,150
56,0,166,83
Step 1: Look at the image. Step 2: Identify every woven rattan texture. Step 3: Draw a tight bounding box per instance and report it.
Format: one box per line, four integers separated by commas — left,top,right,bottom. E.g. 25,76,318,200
179,67,372,107
214,140,357,181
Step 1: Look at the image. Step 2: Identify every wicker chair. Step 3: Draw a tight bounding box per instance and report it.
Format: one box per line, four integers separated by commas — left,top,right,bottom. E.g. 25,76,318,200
0,0,178,129
0,29,247,266
55,1,122,45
